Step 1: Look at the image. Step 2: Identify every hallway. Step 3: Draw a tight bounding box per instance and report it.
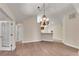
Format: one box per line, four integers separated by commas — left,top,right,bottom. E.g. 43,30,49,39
0,41,78,56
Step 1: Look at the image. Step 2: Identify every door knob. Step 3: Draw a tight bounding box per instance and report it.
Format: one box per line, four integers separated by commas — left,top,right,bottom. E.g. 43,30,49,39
11,34,13,36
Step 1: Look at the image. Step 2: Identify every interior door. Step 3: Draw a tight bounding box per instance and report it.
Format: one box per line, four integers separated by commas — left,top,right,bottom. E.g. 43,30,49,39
1,22,10,47
0,21,16,50
16,24,23,42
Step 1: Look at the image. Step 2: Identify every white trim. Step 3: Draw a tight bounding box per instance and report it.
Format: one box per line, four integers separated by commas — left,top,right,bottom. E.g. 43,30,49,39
22,38,63,43
42,39,53,42
0,47,16,51
0,8,13,21
22,40,41,43
63,41,79,49
0,21,8,22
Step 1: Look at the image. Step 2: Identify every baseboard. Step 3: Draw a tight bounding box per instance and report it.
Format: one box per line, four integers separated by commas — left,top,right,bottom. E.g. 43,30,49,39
42,39,53,42
0,47,16,51
22,40,41,43
22,39,63,44
63,41,79,49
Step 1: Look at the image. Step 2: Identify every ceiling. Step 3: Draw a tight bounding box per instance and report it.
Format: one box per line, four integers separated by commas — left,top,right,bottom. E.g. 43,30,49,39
4,3,79,22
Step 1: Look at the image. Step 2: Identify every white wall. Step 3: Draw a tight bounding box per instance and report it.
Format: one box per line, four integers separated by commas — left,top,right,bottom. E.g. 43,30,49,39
0,4,15,21
47,16,63,42
52,17,63,42
22,17,41,43
63,14,79,49
20,15,63,43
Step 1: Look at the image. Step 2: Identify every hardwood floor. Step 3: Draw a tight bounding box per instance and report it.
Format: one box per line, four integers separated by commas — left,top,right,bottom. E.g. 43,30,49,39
0,41,78,56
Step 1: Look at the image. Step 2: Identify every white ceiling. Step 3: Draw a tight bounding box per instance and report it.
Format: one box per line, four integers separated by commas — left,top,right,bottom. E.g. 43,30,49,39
4,3,79,21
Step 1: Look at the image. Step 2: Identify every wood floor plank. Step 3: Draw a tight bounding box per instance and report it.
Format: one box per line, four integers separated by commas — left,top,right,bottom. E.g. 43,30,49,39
0,41,78,56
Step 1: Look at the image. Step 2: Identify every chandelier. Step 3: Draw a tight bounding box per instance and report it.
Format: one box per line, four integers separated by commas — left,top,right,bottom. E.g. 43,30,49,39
40,3,49,26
